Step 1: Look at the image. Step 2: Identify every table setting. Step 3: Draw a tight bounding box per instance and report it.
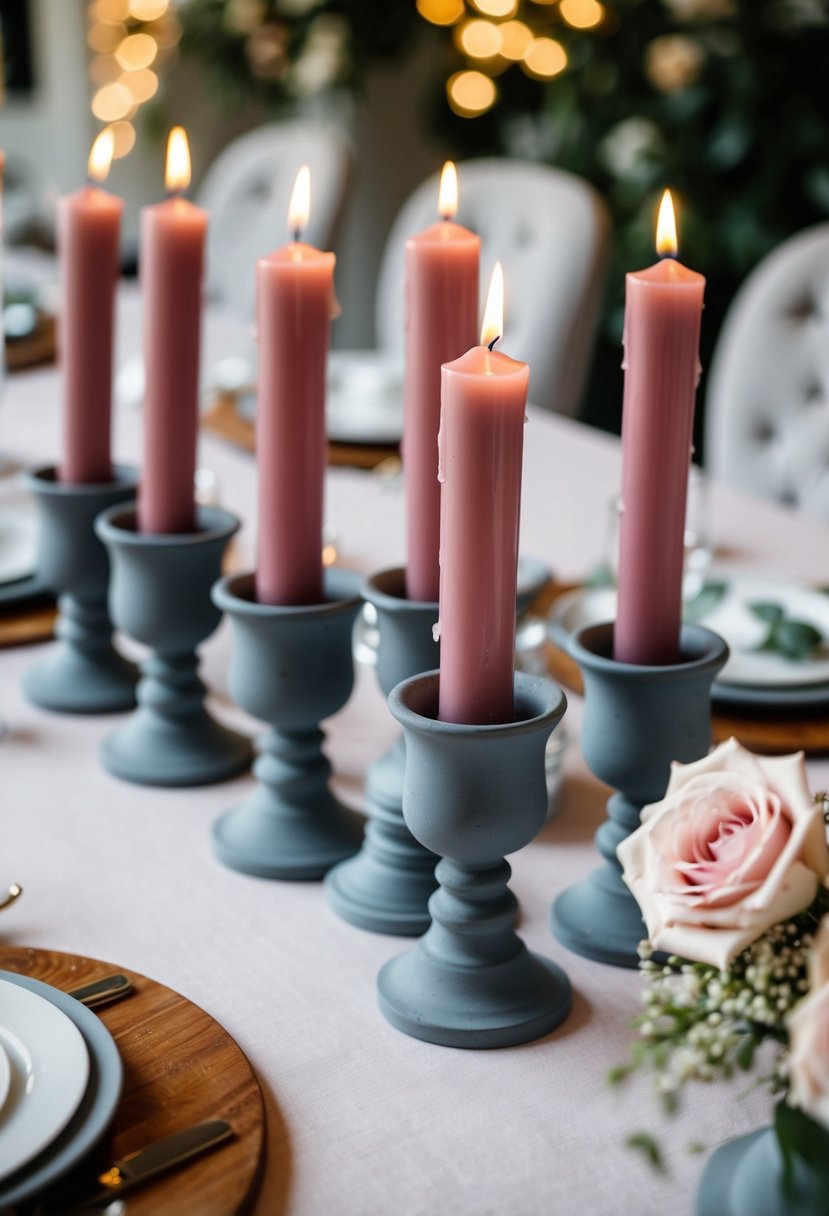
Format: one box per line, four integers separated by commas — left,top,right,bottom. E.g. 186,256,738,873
2,126,829,1216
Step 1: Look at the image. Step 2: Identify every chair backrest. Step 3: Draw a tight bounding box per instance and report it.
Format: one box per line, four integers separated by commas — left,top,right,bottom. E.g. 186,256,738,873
705,222,829,518
375,158,611,417
197,119,351,319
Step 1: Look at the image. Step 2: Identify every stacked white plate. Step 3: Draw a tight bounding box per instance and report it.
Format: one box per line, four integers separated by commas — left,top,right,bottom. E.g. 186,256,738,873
0,972,122,1208
548,572,829,711
0,503,49,607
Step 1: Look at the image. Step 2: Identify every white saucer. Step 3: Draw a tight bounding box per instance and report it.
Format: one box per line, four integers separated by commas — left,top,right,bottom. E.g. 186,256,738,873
0,1041,10,1116
0,506,36,586
326,350,404,445
0,978,90,1180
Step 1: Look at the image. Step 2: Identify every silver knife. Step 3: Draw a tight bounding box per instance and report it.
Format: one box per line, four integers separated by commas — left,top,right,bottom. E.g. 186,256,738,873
58,1120,234,1214
67,973,133,1010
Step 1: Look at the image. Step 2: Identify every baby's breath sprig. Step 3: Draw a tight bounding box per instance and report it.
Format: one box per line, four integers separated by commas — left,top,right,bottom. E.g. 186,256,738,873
611,886,829,1111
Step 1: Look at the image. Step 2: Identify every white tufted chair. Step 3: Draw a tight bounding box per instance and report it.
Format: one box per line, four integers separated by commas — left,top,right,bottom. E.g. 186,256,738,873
197,120,352,320
705,223,829,518
375,159,611,417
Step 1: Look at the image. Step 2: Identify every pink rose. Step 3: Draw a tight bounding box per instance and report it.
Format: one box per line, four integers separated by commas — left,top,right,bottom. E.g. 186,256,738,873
618,738,829,970
788,916,829,1126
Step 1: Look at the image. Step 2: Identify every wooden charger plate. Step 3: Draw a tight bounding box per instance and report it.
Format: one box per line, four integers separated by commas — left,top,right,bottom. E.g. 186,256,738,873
0,946,265,1216
533,582,829,757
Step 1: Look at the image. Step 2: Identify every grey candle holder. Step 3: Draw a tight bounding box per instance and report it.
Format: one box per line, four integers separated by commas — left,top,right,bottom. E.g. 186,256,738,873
550,621,728,969
210,567,364,880
378,670,570,1049
22,464,138,714
325,566,439,935
94,503,252,788
696,1125,823,1216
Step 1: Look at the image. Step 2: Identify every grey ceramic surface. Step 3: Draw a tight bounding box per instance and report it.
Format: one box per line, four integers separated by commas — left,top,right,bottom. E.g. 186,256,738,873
22,465,139,714
696,1126,826,1216
551,621,729,969
95,503,252,788
0,971,123,1209
326,566,440,936
211,566,365,880
377,671,571,1049
712,679,829,710
0,572,52,607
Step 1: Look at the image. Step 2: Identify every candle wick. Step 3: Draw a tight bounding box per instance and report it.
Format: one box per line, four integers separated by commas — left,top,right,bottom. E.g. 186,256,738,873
292,228,302,244
659,252,678,261
166,188,185,202
440,213,452,223
487,335,500,352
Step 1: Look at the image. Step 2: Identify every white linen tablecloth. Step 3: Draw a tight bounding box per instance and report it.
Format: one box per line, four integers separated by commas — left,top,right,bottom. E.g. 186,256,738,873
2,293,829,1216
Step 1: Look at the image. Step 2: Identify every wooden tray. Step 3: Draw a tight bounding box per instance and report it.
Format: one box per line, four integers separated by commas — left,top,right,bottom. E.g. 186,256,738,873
0,595,56,649
203,391,400,472
0,947,266,1216
533,581,829,757
5,312,57,373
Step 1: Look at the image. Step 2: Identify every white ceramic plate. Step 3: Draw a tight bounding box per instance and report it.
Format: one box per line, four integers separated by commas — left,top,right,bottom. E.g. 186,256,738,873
0,979,90,1180
0,1042,10,1117
0,506,36,586
326,350,404,445
547,574,829,690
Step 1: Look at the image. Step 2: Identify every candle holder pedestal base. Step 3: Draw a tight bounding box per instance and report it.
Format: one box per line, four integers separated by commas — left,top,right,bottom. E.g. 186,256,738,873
211,569,364,880
22,465,139,714
95,505,252,788
550,622,728,969
696,1125,822,1216
377,671,570,1049
326,567,439,935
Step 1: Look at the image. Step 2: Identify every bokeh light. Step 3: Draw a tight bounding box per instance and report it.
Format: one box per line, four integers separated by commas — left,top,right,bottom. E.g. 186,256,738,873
416,0,465,25
523,36,568,78
120,67,159,101
456,19,502,58
88,21,125,52
92,80,135,122
470,0,518,17
128,0,169,19
105,120,137,159
114,32,158,70
559,0,604,29
90,54,122,84
93,0,130,21
447,69,498,116
499,20,532,60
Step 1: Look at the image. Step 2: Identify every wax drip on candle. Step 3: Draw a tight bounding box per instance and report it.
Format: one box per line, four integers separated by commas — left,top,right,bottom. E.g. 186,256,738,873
164,126,191,199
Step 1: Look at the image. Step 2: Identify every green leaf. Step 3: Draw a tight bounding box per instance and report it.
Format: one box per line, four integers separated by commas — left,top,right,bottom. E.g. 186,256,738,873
774,1100,829,1203
585,561,616,589
625,1133,666,1174
749,602,785,625
735,1034,758,1070
608,1063,633,1086
683,581,728,624
773,620,823,660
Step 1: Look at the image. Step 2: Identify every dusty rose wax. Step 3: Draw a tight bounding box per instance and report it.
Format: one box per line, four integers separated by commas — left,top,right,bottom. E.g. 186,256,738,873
404,162,479,603
437,266,529,726
138,128,207,535
58,131,123,485
614,191,705,666
255,166,335,606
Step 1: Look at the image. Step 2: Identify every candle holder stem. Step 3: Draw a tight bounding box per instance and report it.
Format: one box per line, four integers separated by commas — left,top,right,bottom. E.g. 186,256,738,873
378,671,571,1049
22,465,139,714
95,504,252,788
326,567,439,935
550,622,728,968
210,569,364,880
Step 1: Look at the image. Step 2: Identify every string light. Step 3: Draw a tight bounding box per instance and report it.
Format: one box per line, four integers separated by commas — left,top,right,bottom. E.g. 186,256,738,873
470,0,518,16
559,0,604,29
128,0,169,18
92,81,135,122
447,70,497,116
114,32,158,70
416,0,465,25
498,20,533,60
522,36,567,78
456,19,502,59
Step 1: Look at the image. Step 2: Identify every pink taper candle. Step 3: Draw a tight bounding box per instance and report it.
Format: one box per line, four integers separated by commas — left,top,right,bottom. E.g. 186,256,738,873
438,264,529,726
138,127,207,535
404,162,479,603
614,191,706,666
255,165,335,606
58,130,123,485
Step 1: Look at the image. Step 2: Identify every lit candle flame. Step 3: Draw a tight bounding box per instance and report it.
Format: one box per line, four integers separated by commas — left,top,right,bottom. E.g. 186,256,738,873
288,165,311,240
438,161,458,221
165,126,191,195
656,189,678,258
88,129,114,184
480,261,504,349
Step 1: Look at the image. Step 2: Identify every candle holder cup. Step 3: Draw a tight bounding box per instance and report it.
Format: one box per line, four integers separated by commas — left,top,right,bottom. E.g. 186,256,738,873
378,671,571,1049
550,621,728,969
95,504,252,787
696,1125,823,1216
325,566,440,935
211,567,364,880
22,464,139,714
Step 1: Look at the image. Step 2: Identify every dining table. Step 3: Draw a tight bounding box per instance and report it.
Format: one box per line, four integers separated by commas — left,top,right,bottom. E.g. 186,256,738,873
2,280,829,1216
